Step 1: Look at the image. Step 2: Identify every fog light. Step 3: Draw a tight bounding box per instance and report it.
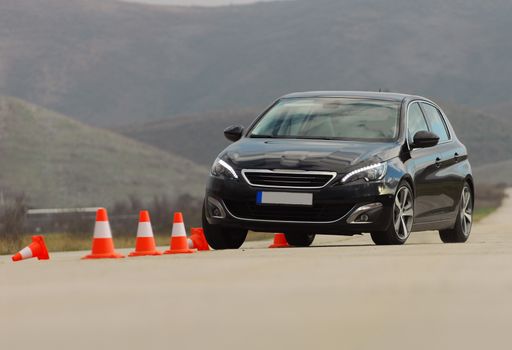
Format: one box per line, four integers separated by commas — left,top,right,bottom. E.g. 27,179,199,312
359,214,369,222
346,202,383,224
207,196,226,219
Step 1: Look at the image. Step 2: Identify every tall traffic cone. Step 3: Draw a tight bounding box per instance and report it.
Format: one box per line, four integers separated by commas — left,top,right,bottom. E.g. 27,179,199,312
269,233,289,248
82,208,124,259
164,212,196,254
12,235,50,262
129,210,162,257
188,227,210,251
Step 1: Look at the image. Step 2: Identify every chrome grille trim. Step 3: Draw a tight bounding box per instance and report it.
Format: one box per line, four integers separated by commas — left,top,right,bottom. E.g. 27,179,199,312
241,169,337,189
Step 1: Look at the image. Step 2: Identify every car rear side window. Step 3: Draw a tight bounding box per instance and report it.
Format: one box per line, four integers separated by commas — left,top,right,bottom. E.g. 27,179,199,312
407,103,429,144
421,103,450,142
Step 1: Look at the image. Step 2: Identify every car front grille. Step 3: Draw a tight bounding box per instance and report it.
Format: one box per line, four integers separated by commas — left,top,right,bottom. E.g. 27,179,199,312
242,170,336,189
224,200,353,222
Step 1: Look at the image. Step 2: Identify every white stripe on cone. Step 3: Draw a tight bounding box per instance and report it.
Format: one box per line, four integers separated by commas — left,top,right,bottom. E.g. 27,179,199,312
137,222,154,238
93,221,112,238
188,238,194,249
172,222,187,237
19,247,33,259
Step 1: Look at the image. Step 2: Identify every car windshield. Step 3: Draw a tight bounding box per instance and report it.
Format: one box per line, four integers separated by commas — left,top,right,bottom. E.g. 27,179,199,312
249,98,400,141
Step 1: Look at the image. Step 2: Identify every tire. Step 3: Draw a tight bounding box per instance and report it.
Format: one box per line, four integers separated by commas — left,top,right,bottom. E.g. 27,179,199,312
202,204,247,249
370,181,414,245
439,182,473,243
284,233,316,247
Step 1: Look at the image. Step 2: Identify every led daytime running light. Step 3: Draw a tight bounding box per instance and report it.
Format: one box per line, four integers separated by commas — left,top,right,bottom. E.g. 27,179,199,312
342,163,386,183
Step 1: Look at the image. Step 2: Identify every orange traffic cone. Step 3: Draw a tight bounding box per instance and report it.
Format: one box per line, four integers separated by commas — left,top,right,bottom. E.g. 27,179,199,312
269,233,289,248
12,235,50,262
129,210,162,257
164,212,196,254
82,208,125,259
188,227,210,251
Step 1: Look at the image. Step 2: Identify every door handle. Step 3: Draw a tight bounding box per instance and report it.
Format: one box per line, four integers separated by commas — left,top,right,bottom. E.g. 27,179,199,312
435,157,442,168
454,152,460,162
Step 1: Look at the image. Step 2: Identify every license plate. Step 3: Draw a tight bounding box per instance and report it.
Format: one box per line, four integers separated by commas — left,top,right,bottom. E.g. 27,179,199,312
256,191,313,206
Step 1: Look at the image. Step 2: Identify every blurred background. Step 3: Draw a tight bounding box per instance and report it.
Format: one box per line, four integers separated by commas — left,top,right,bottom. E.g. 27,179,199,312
0,0,510,253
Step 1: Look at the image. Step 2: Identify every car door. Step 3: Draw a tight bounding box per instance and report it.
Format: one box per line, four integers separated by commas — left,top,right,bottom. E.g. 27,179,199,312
420,102,462,221
405,101,444,224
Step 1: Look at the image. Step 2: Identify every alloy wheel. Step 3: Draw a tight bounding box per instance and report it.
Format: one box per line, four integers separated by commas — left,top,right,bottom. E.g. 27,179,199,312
460,186,473,237
393,186,414,240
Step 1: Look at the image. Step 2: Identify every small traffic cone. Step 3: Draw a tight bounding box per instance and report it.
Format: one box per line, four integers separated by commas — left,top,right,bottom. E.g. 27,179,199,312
129,210,162,257
82,208,124,259
164,212,196,254
269,233,289,248
188,227,210,251
12,235,50,262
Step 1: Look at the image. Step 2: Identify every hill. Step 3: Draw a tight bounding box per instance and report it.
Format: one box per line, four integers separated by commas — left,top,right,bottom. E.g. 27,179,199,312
0,0,512,126
473,160,512,185
483,102,512,127
118,108,259,165
118,101,512,168
0,96,207,208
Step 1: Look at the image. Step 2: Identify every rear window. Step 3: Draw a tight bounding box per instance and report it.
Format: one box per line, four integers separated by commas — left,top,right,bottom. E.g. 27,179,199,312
421,103,450,142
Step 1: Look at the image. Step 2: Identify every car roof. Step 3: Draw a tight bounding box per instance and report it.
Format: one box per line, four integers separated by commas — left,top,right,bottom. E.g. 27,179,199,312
280,91,422,102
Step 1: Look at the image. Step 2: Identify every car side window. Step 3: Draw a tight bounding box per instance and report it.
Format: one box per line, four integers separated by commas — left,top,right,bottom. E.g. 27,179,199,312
407,102,429,145
421,103,450,142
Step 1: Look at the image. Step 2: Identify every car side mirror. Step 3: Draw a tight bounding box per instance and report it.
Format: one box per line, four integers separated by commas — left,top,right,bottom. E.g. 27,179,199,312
224,125,244,142
412,130,440,148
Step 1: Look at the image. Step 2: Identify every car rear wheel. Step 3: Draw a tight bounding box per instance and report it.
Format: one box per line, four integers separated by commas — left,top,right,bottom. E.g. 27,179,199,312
284,233,316,247
370,181,414,245
202,205,247,249
439,182,473,243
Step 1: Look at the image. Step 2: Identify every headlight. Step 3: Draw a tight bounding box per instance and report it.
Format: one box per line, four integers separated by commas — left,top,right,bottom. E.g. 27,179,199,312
342,162,387,183
211,158,238,179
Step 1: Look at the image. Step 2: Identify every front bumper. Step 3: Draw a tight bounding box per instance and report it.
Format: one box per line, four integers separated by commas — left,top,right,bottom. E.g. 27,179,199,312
204,174,399,235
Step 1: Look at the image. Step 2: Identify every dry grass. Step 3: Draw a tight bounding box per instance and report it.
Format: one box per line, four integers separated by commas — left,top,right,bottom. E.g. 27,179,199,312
1,185,507,255
0,231,276,255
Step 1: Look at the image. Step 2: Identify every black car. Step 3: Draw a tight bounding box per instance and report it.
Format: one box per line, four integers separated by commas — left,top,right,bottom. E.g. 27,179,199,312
203,91,473,249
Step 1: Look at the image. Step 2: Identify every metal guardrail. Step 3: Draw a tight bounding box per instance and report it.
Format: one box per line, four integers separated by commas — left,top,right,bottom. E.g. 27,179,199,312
27,207,101,215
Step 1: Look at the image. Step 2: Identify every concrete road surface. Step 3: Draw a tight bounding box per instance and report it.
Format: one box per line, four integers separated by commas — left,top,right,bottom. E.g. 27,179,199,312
2,190,512,350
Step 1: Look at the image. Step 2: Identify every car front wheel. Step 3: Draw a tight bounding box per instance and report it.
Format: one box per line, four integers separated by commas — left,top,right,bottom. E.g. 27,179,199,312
284,233,316,247
370,181,414,245
202,205,247,249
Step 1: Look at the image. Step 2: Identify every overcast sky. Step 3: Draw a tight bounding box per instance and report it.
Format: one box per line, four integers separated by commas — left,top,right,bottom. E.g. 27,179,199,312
119,0,290,6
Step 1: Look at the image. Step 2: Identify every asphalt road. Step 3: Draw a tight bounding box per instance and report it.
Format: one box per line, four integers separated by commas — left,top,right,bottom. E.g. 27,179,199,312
1,190,512,350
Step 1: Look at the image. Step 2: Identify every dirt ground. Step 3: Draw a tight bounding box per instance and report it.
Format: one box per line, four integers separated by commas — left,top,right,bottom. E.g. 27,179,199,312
1,189,511,350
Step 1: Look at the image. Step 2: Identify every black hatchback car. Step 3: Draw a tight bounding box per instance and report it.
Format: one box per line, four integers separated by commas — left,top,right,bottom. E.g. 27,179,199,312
203,91,473,249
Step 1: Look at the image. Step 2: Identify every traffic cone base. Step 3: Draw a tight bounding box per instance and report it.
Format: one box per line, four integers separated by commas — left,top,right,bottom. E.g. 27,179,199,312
164,237,196,254
82,252,125,259
164,249,196,254
269,233,289,248
129,236,163,257
12,235,50,262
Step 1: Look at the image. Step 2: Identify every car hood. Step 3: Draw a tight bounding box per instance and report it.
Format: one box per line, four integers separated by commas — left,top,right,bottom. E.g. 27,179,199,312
222,138,401,173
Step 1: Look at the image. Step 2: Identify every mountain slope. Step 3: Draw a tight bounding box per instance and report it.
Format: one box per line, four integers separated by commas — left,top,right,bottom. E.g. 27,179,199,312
119,102,512,168
0,96,207,208
118,108,259,165
484,102,512,126
0,0,512,125
473,160,512,185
